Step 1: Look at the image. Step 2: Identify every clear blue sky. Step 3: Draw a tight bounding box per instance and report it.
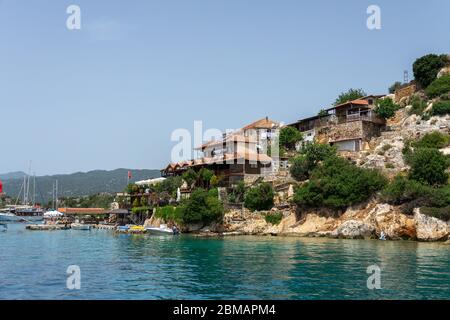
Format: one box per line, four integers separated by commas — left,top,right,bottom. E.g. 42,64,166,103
1,0,449,175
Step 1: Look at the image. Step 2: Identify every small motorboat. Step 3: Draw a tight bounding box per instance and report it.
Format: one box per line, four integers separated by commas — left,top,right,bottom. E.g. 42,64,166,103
116,225,130,232
145,224,177,235
379,231,387,241
71,223,91,230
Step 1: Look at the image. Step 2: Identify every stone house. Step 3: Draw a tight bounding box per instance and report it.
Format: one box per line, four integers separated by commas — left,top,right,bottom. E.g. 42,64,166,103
289,95,386,152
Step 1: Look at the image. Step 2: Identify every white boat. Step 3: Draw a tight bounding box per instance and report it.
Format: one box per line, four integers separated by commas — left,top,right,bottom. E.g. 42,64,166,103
145,224,176,235
71,223,91,230
0,212,22,222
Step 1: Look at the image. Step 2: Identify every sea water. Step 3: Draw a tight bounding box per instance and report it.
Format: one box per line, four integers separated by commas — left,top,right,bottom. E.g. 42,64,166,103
0,223,449,299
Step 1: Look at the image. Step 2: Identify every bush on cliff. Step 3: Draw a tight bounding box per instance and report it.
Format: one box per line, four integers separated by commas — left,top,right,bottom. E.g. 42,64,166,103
426,75,450,98
293,156,387,209
409,148,449,186
264,211,283,225
381,175,432,205
412,131,450,149
420,206,450,222
408,96,427,116
244,182,274,211
413,54,447,88
430,100,450,116
290,143,336,181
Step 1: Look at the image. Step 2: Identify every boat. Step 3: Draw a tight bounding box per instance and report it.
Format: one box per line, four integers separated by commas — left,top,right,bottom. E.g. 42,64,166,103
145,224,177,235
71,223,91,230
0,212,25,222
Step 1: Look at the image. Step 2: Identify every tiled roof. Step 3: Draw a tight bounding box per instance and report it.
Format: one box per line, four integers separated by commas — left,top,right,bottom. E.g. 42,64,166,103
242,117,280,130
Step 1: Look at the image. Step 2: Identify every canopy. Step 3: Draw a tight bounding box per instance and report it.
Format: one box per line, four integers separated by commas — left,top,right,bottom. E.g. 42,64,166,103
43,210,63,217
135,177,166,186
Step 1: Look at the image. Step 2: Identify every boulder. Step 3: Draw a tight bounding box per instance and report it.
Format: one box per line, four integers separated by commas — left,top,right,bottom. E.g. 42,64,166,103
414,209,449,241
369,204,416,239
330,220,375,239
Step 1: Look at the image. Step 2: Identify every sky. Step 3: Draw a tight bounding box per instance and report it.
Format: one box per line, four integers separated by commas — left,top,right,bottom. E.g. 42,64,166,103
0,0,449,175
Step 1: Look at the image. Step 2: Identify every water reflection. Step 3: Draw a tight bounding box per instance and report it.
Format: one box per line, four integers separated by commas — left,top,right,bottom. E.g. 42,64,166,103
0,225,449,300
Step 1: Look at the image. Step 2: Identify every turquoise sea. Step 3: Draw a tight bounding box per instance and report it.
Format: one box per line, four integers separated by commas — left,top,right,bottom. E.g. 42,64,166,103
0,223,449,300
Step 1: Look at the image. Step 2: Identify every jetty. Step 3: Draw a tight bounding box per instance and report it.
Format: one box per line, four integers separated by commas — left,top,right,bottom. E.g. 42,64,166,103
26,224,70,231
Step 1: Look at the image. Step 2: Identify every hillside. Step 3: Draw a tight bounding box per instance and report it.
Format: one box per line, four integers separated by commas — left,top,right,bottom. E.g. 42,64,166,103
1,168,160,204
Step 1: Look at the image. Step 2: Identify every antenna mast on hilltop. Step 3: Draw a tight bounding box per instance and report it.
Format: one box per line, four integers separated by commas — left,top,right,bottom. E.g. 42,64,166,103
404,70,409,84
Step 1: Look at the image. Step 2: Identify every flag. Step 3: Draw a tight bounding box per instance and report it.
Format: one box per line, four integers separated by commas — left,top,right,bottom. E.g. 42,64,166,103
127,171,132,180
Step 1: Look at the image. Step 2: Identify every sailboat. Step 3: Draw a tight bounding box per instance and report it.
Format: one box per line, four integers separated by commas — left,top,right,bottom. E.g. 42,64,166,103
0,162,45,222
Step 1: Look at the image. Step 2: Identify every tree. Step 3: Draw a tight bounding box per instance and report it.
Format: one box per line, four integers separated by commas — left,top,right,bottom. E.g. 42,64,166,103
182,168,199,188
293,156,387,209
279,126,302,151
289,143,337,181
413,54,447,88
334,88,367,106
244,182,274,211
198,168,214,188
374,97,400,119
180,188,224,223
409,148,449,186
389,81,402,94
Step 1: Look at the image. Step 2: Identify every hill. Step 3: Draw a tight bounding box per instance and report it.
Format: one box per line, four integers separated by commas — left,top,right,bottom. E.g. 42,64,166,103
1,169,160,204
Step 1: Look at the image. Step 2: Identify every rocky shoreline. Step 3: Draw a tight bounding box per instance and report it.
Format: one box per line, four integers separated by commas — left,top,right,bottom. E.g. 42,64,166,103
144,200,450,243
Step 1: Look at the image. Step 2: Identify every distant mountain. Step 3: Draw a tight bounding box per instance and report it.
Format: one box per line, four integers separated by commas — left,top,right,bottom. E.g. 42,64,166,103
1,169,160,204
0,171,26,180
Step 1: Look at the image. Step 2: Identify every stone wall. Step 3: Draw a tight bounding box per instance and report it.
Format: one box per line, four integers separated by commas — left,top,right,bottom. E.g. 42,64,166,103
317,121,362,143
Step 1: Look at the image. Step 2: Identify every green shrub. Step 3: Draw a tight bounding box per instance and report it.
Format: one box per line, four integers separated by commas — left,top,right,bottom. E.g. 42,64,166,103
279,126,303,150
154,206,183,223
420,206,450,221
334,88,366,106
374,98,400,119
265,211,283,225
289,143,337,181
289,155,310,181
426,75,450,98
381,175,432,205
180,188,224,224
408,96,427,115
412,131,450,149
244,182,274,211
409,148,449,186
413,54,447,88
430,100,450,116
293,156,387,209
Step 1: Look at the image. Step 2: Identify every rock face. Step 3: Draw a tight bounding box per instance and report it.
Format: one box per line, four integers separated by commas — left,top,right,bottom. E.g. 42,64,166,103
414,209,449,241
330,220,375,239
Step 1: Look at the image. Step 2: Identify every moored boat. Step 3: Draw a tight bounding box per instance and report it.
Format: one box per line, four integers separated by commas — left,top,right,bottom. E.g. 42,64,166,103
145,224,177,235
71,223,91,230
